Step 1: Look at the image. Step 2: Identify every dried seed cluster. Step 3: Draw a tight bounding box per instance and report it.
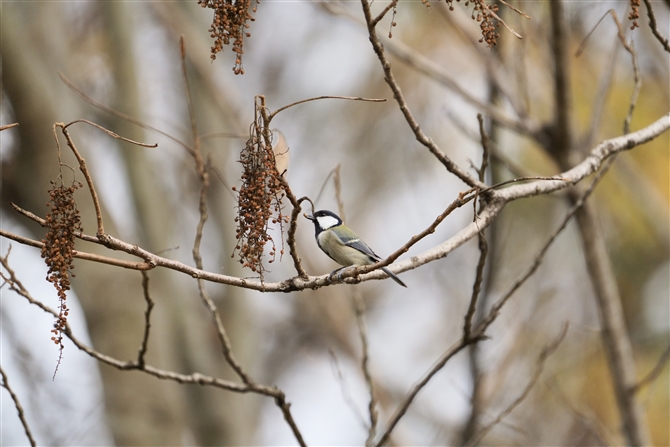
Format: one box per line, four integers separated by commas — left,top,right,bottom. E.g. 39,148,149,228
628,0,640,29
41,180,83,353
197,0,257,74
446,0,501,47
232,123,287,280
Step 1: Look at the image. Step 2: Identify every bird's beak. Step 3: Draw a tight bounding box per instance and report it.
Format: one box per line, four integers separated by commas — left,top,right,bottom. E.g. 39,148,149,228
304,213,315,221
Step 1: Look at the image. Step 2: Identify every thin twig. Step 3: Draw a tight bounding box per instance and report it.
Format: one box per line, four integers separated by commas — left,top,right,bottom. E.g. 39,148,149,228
0,123,19,131
370,0,398,28
63,119,158,148
269,95,386,121
328,349,368,429
631,344,670,394
1,252,308,447
467,323,569,446
53,123,105,235
463,116,491,339
359,0,485,189
476,114,490,183
339,189,476,283
580,9,642,135
477,154,617,335
578,10,622,148
59,72,195,155
642,0,670,52
0,365,37,447
321,2,539,137
353,290,378,447
287,195,311,279
313,165,340,208
137,272,155,369
180,36,201,161
464,231,488,340
488,8,523,39
499,0,531,19
259,99,309,278
545,373,617,445
374,338,477,447
333,164,346,222
612,13,643,135
575,9,615,57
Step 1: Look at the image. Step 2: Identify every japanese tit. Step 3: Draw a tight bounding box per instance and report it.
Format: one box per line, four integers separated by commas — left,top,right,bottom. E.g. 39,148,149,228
306,210,407,287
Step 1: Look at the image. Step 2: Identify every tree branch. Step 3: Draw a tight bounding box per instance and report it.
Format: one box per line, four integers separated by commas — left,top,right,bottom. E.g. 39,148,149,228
466,323,569,446
0,365,37,447
358,0,485,189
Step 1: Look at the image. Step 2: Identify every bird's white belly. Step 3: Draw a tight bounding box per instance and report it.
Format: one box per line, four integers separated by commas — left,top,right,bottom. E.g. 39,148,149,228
318,231,373,266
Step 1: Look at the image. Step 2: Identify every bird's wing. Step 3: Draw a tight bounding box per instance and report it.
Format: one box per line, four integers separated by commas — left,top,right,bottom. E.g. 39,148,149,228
336,233,381,262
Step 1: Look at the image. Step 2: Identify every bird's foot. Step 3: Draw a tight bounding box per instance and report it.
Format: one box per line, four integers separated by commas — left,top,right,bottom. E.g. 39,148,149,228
329,266,354,284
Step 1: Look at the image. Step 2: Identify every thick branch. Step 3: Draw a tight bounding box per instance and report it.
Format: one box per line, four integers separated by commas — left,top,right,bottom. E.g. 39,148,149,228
3,115,668,292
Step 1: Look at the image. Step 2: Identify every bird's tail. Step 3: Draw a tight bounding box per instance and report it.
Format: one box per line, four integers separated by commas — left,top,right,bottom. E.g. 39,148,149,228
381,267,407,288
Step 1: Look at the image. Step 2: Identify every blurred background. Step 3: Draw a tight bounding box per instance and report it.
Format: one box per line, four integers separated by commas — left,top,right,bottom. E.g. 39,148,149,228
1,0,668,445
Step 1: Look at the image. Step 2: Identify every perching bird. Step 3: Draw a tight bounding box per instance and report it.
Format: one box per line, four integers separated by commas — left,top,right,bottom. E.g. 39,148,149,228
305,210,407,287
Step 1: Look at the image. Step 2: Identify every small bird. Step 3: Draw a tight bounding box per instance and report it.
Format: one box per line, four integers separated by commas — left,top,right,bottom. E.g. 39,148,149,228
305,210,407,287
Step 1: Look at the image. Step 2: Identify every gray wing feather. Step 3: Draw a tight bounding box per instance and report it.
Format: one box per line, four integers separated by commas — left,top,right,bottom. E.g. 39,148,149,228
335,233,381,262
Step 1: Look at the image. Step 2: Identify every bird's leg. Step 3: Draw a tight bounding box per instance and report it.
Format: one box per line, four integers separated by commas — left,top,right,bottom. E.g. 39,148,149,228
327,267,345,283
330,266,355,284
328,266,357,284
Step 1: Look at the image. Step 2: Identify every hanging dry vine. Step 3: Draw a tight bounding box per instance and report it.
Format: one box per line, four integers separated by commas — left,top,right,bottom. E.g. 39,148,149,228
197,0,257,74
40,176,83,373
232,96,288,280
444,0,529,46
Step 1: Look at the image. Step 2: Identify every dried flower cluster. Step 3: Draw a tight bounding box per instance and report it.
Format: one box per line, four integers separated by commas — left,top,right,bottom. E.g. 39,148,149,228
232,121,287,280
628,0,640,29
446,0,501,47
197,0,257,74
41,180,83,355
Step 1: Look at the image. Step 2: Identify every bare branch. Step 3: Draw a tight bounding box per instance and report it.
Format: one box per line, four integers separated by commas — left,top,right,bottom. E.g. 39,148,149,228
352,291,378,446
631,345,670,393
3,114,668,293
370,0,398,28
53,123,105,235
59,72,195,155
63,119,158,148
0,365,37,447
0,122,19,131
137,272,155,369
1,253,308,447
286,194,311,279
463,231,488,340
0,228,153,270
466,324,569,446
269,95,387,121
642,0,670,52
499,0,531,19
487,9,523,40
359,0,485,189
374,338,476,447
476,114,490,183
321,2,540,138
495,113,670,202
478,155,617,334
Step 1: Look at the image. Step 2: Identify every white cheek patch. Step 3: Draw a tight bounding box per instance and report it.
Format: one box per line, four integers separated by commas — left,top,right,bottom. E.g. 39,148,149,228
316,215,339,230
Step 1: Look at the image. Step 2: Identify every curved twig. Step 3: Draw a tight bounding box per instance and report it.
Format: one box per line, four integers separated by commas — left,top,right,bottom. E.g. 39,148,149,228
63,119,158,148
268,95,387,121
